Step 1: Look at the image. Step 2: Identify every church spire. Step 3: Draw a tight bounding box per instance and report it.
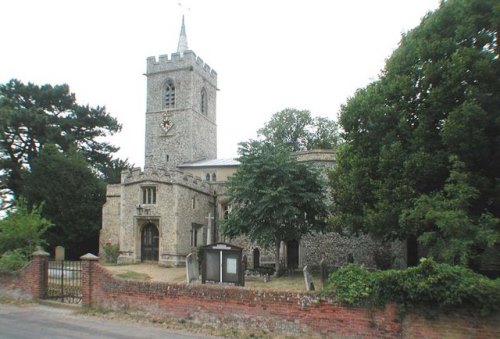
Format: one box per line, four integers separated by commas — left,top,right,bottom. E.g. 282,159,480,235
177,15,189,54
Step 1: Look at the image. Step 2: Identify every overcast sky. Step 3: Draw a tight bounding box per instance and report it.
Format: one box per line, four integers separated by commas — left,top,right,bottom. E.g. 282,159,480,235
1,0,441,168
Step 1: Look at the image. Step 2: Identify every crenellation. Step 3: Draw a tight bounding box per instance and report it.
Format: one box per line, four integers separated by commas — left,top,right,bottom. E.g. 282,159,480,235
171,52,181,61
158,54,169,64
146,51,216,80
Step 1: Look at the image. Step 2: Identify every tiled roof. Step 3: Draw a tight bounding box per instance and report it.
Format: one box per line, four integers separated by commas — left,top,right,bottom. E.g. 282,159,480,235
178,158,240,168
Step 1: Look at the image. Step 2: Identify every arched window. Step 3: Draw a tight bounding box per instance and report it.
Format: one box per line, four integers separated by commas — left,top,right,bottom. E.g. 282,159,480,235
164,79,175,108
211,173,216,182
205,173,210,181
200,88,207,115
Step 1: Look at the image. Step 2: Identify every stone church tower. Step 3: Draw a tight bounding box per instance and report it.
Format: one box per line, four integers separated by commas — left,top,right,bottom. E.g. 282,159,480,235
144,17,217,170
100,17,225,267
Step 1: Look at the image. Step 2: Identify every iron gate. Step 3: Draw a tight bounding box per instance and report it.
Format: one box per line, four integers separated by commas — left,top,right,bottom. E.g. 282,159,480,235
46,260,82,304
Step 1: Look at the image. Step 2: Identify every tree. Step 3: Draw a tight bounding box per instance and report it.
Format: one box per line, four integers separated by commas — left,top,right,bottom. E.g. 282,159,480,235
330,0,500,267
23,145,106,258
221,140,329,272
401,156,499,266
96,157,135,184
0,79,121,207
0,198,52,257
258,108,338,151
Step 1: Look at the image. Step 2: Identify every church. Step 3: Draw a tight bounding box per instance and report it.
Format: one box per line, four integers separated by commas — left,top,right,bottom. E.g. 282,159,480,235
100,18,406,269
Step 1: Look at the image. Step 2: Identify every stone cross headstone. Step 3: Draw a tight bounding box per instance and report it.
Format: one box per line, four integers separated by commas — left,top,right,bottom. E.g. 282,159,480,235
205,213,214,244
55,246,65,261
320,259,328,287
303,265,315,291
186,253,198,283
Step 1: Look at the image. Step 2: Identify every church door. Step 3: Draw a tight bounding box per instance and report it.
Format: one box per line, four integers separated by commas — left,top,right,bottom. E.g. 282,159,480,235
286,240,299,269
141,223,159,261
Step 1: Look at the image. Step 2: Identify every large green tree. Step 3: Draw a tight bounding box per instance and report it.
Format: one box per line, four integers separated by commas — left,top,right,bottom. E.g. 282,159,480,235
222,140,329,272
0,79,121,207
330,0,500,267
258,108,338,151
23,145,106,258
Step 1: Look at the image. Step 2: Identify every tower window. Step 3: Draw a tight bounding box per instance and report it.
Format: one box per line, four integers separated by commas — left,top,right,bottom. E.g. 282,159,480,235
142,187,157,204
212,173,216,182
205,173,210,181
201,88,207,115
164,79,175,108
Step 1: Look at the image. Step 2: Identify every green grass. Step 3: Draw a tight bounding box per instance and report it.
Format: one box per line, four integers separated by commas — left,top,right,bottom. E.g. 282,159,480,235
116,271,151,281
245,272,322,291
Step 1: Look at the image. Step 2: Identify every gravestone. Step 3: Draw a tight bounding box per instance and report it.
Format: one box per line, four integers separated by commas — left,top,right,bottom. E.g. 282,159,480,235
320,259,328,287
242,254,247,272
303,265,315,291
186,253,198,283
55,246,65,261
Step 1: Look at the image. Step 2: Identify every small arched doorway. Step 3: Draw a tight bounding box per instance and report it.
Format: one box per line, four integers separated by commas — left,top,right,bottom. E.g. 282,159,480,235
286,240,299,269
141,222,159,261
253,248,260,269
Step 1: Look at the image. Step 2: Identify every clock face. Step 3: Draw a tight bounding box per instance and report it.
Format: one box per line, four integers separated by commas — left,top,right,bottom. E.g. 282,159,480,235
160,115,173,133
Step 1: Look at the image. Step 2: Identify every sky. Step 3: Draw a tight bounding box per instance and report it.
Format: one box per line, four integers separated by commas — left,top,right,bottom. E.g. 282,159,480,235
0,0,441,168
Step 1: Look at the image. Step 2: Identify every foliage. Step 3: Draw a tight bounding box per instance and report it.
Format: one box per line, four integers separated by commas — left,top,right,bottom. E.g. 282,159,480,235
97,157,134,184
330,0,500,267
0,79,121,207
401,156,499,266
322,259,500,315
101,242,120,264
323,264,374,305
0,198,52,257
23,144,105,258
0,250,28,273
222,140,329,271
258,108,338,151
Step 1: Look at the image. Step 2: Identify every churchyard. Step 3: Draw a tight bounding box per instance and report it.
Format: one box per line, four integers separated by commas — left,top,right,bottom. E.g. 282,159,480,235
104,263,320,292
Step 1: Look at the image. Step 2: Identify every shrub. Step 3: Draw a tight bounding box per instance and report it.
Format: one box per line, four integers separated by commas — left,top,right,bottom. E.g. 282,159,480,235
0,250,28,273
322,264,374,305
322,259,500,315
101,243,120,264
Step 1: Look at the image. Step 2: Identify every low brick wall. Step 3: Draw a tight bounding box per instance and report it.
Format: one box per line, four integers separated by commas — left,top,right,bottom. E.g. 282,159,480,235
1,255,499,338
85,262,400,337
0,252,49,301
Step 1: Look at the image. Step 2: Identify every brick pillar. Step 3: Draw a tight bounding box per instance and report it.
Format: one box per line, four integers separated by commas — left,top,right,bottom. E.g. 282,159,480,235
80,253,99,307
30,249,49,299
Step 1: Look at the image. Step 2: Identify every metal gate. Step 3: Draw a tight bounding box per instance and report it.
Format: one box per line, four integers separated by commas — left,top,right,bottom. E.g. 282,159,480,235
46,260,82,304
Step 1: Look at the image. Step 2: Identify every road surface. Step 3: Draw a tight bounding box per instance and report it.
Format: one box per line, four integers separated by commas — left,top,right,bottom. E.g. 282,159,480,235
0,303,216,339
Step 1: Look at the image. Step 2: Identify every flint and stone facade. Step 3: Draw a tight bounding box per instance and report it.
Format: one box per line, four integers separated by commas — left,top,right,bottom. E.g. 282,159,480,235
100,19,406,268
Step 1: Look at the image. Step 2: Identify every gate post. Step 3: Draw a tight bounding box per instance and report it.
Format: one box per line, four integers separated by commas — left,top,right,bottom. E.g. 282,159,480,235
31,249,49,299
80,253,99,307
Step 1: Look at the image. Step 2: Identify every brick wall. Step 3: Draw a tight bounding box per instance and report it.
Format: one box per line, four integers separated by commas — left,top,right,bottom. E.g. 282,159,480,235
83,261,400,337
1,254,499,338
0,251,49,301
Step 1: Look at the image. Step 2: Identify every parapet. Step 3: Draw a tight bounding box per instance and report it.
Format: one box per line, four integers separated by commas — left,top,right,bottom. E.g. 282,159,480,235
121,167,210,193
146,50,217,81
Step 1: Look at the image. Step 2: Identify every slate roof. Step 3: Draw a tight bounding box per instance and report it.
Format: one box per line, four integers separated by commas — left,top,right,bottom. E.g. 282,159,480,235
178,158,240,168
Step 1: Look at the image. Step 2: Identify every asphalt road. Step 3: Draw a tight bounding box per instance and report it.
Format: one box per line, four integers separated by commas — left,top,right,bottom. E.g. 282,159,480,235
0,303,216,339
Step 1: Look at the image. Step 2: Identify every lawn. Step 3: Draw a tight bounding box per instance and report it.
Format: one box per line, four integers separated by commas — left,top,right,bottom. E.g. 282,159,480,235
104,263,322,291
